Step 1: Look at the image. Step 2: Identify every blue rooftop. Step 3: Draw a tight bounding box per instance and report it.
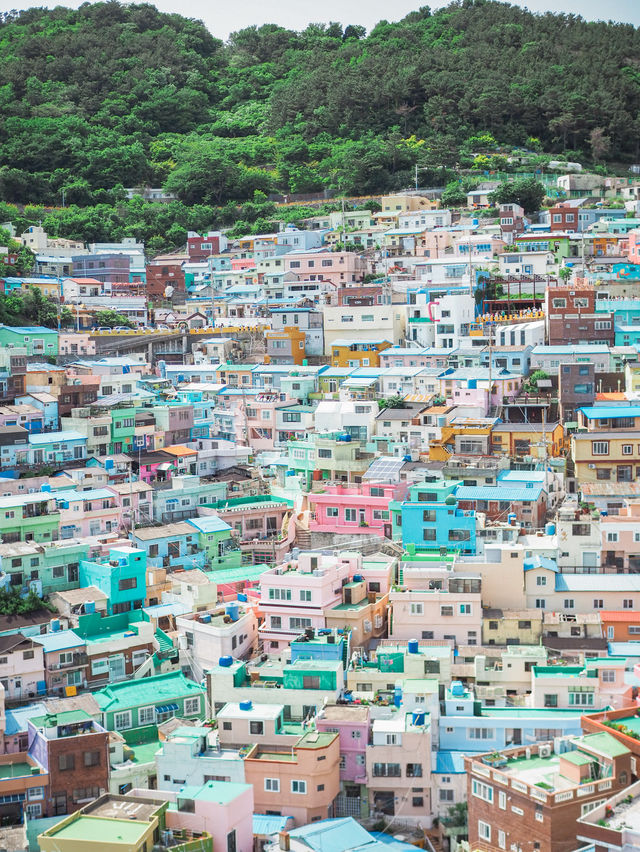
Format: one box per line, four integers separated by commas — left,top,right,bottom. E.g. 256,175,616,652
556,575,640,592
0,325,57,334
524,556,559,573
578,406,640,420
455,484,544,502
29,431,85,445
608,642,640,657
290,818,388,852
5,702,46,736
33,629,85,653
435,750,467,774
253,815,294,836
186,516,232,534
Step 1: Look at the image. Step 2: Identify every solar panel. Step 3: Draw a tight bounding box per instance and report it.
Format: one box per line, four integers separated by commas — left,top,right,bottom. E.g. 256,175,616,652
363,456,404,481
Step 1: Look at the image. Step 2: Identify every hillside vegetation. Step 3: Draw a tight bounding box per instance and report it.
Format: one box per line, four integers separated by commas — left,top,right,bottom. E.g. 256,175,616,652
0,0,638,245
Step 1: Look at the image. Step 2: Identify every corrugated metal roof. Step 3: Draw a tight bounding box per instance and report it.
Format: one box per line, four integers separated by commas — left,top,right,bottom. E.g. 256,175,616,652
455,484,543,501
578,406,640,419
253,815,294,836
435,750,467,773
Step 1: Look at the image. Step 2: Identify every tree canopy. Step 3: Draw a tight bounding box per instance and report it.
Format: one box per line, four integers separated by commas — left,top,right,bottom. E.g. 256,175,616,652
0,0,637,210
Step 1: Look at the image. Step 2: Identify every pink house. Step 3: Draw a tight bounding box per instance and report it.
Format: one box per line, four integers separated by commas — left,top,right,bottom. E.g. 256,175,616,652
627,229,640,264
0,635,45,703
58,333,96,357
259,551,360,651
106,481,154,528
284,250,366,288
316,704,369,784
170,781,254,852
309,482,407,538
57,488,122,538
602,503,640,572
243,395,291,452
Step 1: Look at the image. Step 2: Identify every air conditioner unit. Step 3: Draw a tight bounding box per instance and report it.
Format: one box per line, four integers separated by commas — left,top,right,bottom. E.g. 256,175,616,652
588,464,596,469
538,744,552,758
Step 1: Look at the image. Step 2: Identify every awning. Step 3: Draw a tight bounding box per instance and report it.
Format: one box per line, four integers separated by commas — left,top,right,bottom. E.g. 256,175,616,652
155,703,179,714
156,462,173,471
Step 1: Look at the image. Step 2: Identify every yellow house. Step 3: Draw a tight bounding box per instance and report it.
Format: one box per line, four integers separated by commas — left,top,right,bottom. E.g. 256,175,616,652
429,421,494,462
330,338,392,368
490,422,565,460
571,431,640,484
625,361,640,393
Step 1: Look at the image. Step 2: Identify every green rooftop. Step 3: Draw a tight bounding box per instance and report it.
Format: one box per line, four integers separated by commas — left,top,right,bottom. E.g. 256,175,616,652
48,816,148,844
580,732,631,759
0,762,36,780
560,751,592,767
30,709,93,728
205,564,270,583
297,731,337,749
177,780,252,805
96,670,204,713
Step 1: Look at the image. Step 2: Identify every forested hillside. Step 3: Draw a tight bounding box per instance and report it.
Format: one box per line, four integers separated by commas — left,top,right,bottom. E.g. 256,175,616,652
0,0,638,227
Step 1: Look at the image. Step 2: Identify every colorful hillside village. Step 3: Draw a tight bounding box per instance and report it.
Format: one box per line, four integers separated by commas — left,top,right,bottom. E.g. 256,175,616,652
3,185,640,851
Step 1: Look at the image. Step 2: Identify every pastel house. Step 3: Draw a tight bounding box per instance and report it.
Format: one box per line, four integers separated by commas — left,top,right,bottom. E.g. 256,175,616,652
309,482,405,538
171,781,253,852
316,704,369,818
79,546,147,615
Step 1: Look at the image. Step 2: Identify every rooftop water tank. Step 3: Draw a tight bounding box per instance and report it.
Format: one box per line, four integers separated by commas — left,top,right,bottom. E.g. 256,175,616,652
239,700,253,711
412,709,426,726
218,656,233,667
545,522,556,536
353,574,363,583
84,601,95,614
225,602,239,622
407,639,419,654
450,681,465,696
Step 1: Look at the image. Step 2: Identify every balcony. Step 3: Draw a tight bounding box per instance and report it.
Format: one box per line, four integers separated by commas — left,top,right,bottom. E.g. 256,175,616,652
47,653,88,671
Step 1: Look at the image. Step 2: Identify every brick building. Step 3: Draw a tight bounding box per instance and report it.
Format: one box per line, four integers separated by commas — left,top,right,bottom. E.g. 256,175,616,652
545,279,614,346
146,255,187,300
27,709,109,817
465,733,632,852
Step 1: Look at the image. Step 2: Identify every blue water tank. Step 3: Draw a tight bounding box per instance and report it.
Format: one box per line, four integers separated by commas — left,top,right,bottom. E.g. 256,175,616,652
226,602,239,622
407,639,419,654
239,700,253,711
41,483,51,493
403,454,412,461
218,656,233,667
84,601,95,614
412,709,426,726
394,686,403,708
507,513,517,525
353,574,363,583
105,458,114,471
468,378,477,389
450,681,465,696
50,619,60,632
200,613,211,624
545,522,556,536
472,218,479,227
237,593,248,603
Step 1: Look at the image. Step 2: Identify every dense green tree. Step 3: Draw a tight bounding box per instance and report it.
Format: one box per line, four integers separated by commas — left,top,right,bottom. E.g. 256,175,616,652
95,309,134,328
490,178,546,214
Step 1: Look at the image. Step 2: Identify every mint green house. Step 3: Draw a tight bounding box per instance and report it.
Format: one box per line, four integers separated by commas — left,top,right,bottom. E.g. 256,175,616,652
185,515,242,570
109,406,137,455
96,670,206,731
0,493,60,544
0,539,89,595
0,325,58,357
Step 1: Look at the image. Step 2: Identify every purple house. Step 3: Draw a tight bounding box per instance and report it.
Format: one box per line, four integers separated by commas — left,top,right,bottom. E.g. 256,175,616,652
316,704,369,801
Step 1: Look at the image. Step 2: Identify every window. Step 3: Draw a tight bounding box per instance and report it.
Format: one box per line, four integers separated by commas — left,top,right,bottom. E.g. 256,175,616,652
114,711,131,730
439,789,454,802
544,694,558,707
535,599,546,609
593,599,604,609
460,604,471,615
440,605,454,617
23,649,34,660
623,444,633,455
472,779,493,802
291,780,307,794
249,721,264,735
139,706,155,726
469,728,494,740
498,790,506,810
601,669,616,683
607,532,618,543
624,599,634,609
564,599,575,609
592,441,609,455
498,829,506,849
289,617,312,630
478,821,491,842
300,590,311,601
326,507,338,518
118,577,136,591
268,588,292,601
227,830,237,852
345,508,357,522
423,528,436,541
536,576,547,586
410,603,424,616
518,620,531,629
569,692,594,706
58,753,75,771
84,751,100,767
406,763,423,777
372,763,401,777
184,696,201,716
303,675,320,689
317,448,332,459
264,778,280,792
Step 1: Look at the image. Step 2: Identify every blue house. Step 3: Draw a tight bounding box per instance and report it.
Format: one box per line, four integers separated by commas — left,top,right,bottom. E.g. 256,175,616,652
132,522,204,573
15,393,58,431
27,430,86,466
438,683,584,752
391,480,477,555
79,546,147,615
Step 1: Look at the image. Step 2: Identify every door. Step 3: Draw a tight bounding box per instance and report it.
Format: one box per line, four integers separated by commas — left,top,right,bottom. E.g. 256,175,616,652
108,655,126,682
